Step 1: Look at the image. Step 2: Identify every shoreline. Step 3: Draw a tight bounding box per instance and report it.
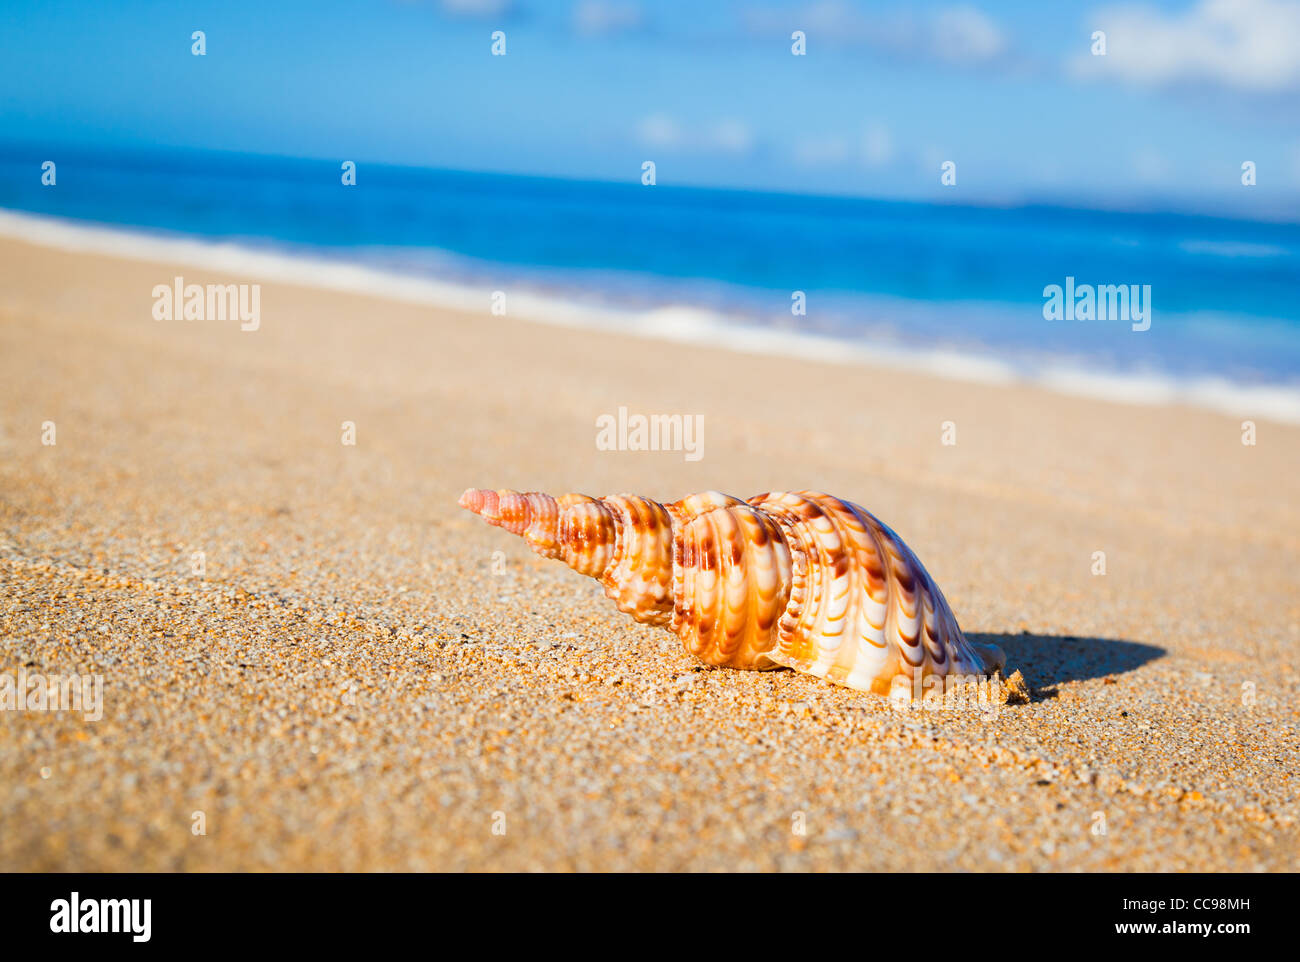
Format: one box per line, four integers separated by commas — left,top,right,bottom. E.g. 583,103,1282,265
3,206,1297,425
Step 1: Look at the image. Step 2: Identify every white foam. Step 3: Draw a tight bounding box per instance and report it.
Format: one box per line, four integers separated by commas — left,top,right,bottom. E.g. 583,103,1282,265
1179,239,1290,258
4,208,1298,425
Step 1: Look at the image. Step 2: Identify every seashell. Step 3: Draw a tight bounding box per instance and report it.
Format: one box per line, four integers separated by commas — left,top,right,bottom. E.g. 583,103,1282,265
459,487,1005,696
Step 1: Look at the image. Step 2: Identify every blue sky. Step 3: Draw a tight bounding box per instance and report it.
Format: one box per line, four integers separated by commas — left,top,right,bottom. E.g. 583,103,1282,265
2,0,1298,216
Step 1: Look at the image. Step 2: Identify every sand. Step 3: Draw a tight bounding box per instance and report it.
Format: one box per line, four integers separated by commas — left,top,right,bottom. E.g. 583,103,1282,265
0,235,1296,871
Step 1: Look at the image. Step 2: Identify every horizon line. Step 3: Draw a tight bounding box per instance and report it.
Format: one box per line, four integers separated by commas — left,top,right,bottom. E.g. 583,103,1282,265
2,137,1298,227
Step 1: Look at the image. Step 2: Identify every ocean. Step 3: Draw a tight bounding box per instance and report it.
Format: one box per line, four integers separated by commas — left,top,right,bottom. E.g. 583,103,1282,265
3,144,1298,420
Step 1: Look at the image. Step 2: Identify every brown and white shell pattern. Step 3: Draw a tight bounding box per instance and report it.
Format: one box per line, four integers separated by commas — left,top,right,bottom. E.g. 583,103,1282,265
459,487,1004,695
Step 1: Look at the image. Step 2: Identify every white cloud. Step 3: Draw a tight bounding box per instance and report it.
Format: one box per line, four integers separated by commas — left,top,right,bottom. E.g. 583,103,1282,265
792,135,852,168
861,123,894,166
636,115,755,155
931,5,1007,63
790,124,895,169
1132,147,1172,182
574,0,644,37
745,2,1008,67
636,113,684,149
786,0,873,39
1073,0,1300,90
708,119,755,154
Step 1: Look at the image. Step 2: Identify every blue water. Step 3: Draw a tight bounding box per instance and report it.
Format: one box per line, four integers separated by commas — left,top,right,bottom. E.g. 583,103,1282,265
3,143,1298,385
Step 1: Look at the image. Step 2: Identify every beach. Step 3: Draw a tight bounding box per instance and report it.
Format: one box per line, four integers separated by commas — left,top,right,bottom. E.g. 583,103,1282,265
1,233,1297,871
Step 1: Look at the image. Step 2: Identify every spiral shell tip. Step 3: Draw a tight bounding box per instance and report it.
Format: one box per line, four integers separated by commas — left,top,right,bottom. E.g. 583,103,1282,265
459,487,501,520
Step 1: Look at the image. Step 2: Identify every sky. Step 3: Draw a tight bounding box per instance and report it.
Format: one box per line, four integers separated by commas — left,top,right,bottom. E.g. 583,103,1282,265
2,0,1299,217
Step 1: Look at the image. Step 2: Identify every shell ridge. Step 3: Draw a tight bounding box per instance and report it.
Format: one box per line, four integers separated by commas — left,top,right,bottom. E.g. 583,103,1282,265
462,487,1001,694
